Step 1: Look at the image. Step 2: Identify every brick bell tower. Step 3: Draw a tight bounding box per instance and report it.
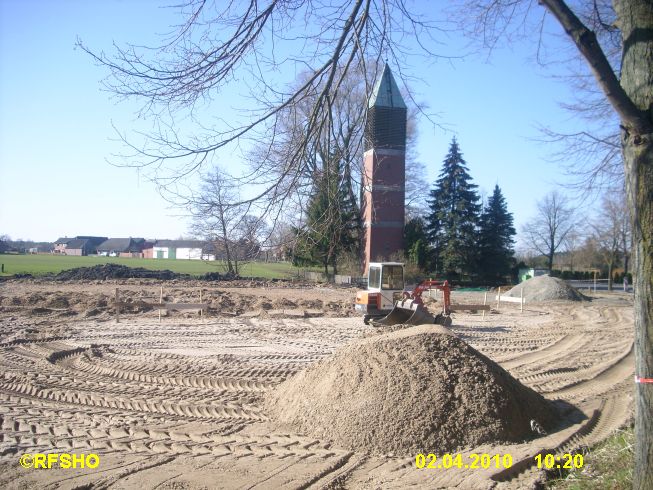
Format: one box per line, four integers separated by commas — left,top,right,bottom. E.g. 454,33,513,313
362,64,407,274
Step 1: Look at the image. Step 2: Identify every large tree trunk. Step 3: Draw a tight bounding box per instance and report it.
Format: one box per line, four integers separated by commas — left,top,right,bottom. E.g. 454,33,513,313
624,129,653,490
223,238,234,275
615,1,653,488
624,132,653,490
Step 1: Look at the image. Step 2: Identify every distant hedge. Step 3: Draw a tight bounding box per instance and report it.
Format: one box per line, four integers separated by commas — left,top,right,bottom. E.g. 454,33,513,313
550,269,632,282
550,270,593,280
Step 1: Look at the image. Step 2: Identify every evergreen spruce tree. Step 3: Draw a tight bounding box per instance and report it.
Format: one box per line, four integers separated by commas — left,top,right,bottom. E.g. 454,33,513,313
337,160,361,264
426,137,480,277
292,173,332,275
477,184,516,284
293,156,359,277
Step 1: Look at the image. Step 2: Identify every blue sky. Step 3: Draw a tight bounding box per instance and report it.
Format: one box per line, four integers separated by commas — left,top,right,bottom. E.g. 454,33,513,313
0,0,595,244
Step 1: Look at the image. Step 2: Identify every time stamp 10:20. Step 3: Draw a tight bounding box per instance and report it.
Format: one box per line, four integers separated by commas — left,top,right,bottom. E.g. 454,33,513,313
415,453,584,470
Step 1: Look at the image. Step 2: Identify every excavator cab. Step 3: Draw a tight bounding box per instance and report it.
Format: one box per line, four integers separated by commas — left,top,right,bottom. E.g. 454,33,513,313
355,262,405,324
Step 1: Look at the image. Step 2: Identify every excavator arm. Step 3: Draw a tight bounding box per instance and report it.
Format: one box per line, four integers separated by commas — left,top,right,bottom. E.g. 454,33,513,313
406,280,451,314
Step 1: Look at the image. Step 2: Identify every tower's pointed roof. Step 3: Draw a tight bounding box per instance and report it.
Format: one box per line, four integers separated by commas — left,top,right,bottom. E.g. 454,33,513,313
368,63,406,109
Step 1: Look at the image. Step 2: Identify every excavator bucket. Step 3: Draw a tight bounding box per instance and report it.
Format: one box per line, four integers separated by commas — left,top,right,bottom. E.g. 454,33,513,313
372,299,438,327
434,314,453,328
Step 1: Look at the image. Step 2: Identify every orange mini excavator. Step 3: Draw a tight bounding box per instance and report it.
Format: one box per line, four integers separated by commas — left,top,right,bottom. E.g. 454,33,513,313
355,262,452,327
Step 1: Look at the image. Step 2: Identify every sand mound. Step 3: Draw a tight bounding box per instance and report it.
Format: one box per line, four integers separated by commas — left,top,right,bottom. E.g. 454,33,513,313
505,275,587,302
265,325,558,455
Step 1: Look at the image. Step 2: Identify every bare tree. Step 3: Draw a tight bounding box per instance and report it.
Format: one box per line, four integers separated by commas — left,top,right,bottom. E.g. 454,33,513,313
573,235,603,271
235,214,267,260
78,1,440,226
522,191,577,273
264,222,295,261
189,167,253,276
531,0,624,196
561,229,585,272
591,194,630,290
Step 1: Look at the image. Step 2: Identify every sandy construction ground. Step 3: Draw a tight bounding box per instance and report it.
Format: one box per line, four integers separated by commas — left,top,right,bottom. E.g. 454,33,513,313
0,279,635,489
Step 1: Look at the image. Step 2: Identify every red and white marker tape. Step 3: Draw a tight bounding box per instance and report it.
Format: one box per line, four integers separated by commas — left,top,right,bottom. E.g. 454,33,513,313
635,376,653,384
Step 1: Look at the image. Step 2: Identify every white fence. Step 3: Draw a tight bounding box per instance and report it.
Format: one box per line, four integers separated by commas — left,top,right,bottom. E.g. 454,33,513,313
494,286,525,311
304,271,326,282
299,271,363,285
334,274,351,284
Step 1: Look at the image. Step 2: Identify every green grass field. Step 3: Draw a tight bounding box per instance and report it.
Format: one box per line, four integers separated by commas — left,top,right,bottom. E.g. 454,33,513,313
0,254,303,279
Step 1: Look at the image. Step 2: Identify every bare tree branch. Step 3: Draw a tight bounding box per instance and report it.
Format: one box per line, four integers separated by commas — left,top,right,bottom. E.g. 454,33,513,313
540,0,650,134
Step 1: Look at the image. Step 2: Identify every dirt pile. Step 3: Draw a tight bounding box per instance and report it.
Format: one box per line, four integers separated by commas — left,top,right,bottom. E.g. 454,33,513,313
53,264,243,281
505,275,587,302
55,264,187,281
265,325,558,455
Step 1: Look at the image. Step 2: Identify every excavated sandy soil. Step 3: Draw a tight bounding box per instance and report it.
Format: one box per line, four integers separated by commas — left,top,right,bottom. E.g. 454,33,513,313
0,279,635,489
0,279,355,323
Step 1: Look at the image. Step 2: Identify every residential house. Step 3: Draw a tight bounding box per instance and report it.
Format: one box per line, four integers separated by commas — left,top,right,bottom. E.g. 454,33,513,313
151,240,215,260
142,242,155,259
97,238,147,258
53,237,74,254
64,237,103,256
62,239,87,256
54,236,106,255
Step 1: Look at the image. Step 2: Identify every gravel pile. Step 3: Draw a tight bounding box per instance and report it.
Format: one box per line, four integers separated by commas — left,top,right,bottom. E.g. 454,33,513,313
505,275,588,302
265,325,558,455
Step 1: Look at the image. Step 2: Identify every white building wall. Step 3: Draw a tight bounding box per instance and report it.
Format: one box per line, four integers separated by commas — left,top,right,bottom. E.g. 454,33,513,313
176,247,203,260
153,246,168,259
